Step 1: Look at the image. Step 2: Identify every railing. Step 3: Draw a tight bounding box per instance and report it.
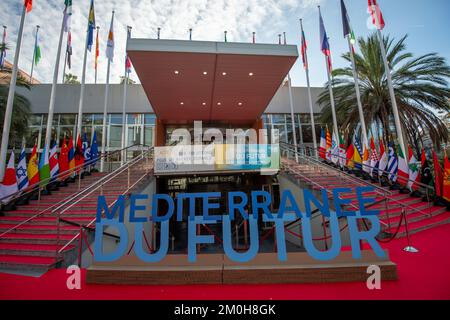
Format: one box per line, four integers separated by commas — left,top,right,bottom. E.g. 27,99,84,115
55,146,154,265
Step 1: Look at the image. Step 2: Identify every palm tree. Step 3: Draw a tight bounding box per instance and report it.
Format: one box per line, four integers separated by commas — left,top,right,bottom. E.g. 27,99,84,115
0,65,31,148
64,73,80,84
318,34,450,153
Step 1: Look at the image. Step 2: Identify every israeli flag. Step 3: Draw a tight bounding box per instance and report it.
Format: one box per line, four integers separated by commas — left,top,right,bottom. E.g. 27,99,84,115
16,148,29,191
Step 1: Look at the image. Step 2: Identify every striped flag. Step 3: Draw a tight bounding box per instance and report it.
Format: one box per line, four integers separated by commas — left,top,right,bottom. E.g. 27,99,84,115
378,139,388,173
16,147,29,191
369,137,379,177
87,0,96,52
325,127,332,161
407,146,420,191
95,27,99,70
368,0,385,30
0,152,18,203
398,144,409,186
39,144,51,186
27,144,40,187
387,143,398,182
319,8,332,73
106,12,115,62
319,127,326,159
300,23,308,69
66,31,72,69
34,29,41,65
68,136,75,173
63,0,72,32
24,0,32,12
49,142,59,181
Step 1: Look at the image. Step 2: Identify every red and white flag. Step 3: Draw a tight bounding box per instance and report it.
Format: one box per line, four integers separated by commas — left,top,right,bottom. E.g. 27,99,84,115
0,152,18,204
368,0,385,30
407,146,420,191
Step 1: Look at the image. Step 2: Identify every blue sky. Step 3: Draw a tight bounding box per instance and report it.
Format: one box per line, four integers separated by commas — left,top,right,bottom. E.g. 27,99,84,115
0,0,449,87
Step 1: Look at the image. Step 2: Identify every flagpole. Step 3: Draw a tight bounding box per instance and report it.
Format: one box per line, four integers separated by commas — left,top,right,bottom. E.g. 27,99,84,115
121,26,132,165
62,34,68,83
44,13,66,151
300,19,318,159
76,21,91,142
0,4,27,181
100,11,114,172
95,26,99,84
287,73,299,161
0,26,6,71
30,25,39,84
372,3,408,162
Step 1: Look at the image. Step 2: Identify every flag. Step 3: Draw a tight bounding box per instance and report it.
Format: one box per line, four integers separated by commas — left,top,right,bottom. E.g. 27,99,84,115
82,132,91,163
0,152,18,203
24,0,32,12
49,142,59,181
362,146,371,174
420,149,433,188
27,144,40,187
407,146,420,191
87,0,96,52
38,144,51,186
95,27,99,70
353,134,363,170
443,151,450,202
68,136,75,173
59,136,70,179
66,31,72,69
106,12,115,62
346,143,355,168
339,134,346,168
369,137,379,177
75,134,85,172
378,139,388,174
368,0,385,30
331,132,339,165
90,131,99,167
319,128,326,159
319,9,332,73
0,28,6,68
432,149,443,197
34,30,41,65
16,148,29,191
387,143,398,182
300,24,308,69
398,145,409,187
325,127,332,161
340,0,356,45
63,0,73,32
125,55,132,74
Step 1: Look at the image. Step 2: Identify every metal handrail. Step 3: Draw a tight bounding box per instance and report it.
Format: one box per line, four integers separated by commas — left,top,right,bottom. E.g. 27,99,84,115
0,143,150,204
0,144,151,238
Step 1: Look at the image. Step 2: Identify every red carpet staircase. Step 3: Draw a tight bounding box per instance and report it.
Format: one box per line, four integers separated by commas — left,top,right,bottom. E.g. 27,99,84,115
0,152,154,272
281,155,450,239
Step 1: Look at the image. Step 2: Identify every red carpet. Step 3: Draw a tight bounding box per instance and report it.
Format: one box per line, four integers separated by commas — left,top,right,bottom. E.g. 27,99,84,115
1,223,449,300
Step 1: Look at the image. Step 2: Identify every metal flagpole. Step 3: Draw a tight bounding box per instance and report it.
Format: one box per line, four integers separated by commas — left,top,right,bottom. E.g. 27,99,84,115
372,3,408,160
30,25,39,84
300,19,318,159
189,28,192,41
95,26,99,84
76,19,91,141
0,5,27,181
44,14,66,150
121,26,132,165
101,11,115,172
0,26,6,71
252,32,255,44
287,74,298,161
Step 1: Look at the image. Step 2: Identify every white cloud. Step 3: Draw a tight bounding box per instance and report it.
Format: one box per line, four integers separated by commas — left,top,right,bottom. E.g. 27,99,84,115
0,0,324,84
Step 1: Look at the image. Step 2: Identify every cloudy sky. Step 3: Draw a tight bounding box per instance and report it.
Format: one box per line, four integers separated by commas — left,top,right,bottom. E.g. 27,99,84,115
1,0,449,87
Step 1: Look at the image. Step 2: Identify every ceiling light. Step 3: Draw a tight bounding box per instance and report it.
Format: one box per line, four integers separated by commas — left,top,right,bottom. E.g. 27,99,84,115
202,102,207,106
238,102,243,106
222,72,227,76
249,72,254,76
217,102,222,106
174,70,179,74
203,71,208,75
180,102,184,105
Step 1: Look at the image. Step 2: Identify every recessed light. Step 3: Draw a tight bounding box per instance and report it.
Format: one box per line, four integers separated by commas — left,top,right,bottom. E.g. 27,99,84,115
180,102,184,105
174,70,179,74
217,102,222,106
238,102,243,106
249,72,254,76
222,72,227,76
202,102,207,106
203,71,208,75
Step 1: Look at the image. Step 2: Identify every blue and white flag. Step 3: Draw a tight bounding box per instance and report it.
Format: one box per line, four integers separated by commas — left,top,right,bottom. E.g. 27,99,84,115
82,132,91,163
16,148,29,191
387,143,398,182
90,131,99,167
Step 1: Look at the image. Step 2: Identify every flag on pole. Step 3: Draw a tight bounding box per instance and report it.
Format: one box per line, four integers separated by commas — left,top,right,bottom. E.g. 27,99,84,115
24,0,32,12
300,23,308,69
340,0,356,45
407,146,420,191
331,132,340,165
125,56,132,74
319,128,326,159
33,30,41,65
90,131,99,167
59,136,69,179
378,139,388,174
0,27,6,69
420,150,433,188
368,0,385,30
325,127,332,161
63,0,72,32
432,149,443,197
75,134,85,172
106,13,115,62
319,8,332,73
82,132,90,164
95,27,99,70
353,134,363,170
0,152,18,203
369,137,379,177
16,147,29,191
87,0,96,52
339,134,346,168
66,31,72,69
387,143,398,182
49,142,59,181
38,144,51,186
362,146,371,174
398,144,410,186
27,144,40,186
68,136,75,173
346,143,355,168
443,151,450,202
